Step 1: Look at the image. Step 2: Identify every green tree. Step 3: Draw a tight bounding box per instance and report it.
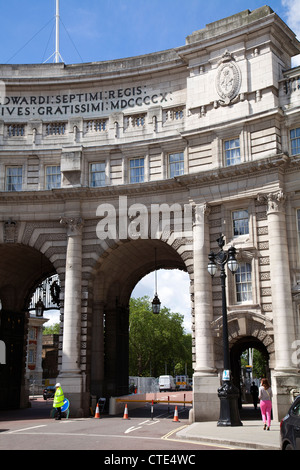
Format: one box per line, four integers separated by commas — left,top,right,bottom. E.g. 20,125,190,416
129,296,192,377
43,323,60,335
240,348,268,378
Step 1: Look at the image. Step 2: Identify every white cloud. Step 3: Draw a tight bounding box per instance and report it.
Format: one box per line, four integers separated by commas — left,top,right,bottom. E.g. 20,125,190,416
132,269,192,333
282,0,300,65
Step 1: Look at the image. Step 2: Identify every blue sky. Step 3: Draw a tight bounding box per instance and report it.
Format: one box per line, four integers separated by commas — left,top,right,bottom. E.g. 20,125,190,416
0,0,299,64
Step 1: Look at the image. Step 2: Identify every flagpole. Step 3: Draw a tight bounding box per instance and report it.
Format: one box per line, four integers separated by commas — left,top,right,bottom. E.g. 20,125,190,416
55,0,60,63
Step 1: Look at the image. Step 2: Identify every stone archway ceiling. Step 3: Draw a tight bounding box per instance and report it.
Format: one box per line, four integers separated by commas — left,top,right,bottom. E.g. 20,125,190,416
95,239,187,305
0,244,54,311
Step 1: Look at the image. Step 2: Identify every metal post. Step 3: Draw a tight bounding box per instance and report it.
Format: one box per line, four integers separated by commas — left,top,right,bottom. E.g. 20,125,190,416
220,265,230,372
217,263,242,427
55,0,60,63
208,235,243,427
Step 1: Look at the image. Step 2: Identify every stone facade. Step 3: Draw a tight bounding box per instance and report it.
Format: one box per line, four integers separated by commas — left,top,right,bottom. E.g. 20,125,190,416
0,6,299,420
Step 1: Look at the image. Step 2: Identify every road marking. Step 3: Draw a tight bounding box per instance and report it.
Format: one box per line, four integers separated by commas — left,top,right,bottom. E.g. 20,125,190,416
125,419,160,433
125,426,142,434
161,425,240,450
5,425,47,434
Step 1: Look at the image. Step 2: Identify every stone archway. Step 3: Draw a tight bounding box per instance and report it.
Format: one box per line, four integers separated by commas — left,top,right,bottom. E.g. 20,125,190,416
213,311,275,371
0,244,57,409
212,311,274,414
87,238,191,399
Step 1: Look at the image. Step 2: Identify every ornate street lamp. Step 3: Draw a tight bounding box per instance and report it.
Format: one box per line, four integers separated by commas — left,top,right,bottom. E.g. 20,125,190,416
152,248,161,314
208,234,243,427
35,297,45,317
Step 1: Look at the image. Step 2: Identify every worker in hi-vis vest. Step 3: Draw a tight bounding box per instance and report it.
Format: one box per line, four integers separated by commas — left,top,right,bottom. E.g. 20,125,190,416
53,383,64,420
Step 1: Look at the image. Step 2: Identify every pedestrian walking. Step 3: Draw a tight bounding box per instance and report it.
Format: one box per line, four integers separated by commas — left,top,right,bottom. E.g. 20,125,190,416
259,378,272,430
250,381,259,409
53,383,64,420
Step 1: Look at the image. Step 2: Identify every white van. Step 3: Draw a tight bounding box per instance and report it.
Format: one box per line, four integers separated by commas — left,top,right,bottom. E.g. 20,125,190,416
159,375,176,392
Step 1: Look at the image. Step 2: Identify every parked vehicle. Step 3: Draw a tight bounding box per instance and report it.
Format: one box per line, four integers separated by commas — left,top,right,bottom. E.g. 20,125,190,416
280,395,300,450
175,375,192,391
43,385,55,400
159,375,176,392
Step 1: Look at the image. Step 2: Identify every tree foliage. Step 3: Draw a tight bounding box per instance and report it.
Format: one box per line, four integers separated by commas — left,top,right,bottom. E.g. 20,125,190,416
129,296,192,377
43,323,60,335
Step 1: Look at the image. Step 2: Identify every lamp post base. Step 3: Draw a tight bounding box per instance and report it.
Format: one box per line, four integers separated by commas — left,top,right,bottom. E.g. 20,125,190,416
217,381,243,427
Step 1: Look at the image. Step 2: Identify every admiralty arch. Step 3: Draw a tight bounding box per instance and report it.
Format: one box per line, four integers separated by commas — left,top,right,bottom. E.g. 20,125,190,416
0,6,299,422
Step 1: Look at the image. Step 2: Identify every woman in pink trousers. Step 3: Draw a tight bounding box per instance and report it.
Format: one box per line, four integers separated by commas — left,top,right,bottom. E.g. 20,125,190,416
259,378,273,430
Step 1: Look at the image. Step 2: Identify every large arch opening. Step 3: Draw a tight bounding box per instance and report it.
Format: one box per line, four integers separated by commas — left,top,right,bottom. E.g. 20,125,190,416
89,238,192,399
0,244,57,409
230,336,271,418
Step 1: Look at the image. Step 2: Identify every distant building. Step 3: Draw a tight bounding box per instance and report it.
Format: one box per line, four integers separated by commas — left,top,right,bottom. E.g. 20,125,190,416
26,314,48,389
42,334,59,381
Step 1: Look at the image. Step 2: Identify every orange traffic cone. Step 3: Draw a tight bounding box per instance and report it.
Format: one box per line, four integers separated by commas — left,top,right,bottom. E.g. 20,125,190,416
94,403,100,419
173,406,179,422
123,404,129,419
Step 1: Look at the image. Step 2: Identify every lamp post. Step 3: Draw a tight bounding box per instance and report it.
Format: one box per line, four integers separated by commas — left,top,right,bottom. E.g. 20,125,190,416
208,234,243,427
152,248,161,314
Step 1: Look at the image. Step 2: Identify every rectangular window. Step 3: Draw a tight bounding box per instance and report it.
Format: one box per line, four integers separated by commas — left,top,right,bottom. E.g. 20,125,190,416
235,263,252,303
169,152,184,178
90,163,106,187
232,210,249,237
6,167,22,191
290,128,300,156
7,124,25,137
224,139,241,166
130,158,144,183
46,166,61,190
28,348,35,364
46,122,66,136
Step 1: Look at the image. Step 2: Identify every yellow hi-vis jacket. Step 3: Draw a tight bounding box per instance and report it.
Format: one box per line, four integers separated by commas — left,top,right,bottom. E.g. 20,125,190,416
53,387,64,408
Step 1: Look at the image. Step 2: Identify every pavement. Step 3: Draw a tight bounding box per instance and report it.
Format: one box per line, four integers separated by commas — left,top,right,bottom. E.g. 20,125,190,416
177,419,281,451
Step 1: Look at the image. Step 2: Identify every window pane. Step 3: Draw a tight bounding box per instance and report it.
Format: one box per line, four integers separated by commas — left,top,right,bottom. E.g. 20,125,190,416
235,263,252,303
90,163,106,187
232,210,249,237
290,128,300,156
225,139,241,166
6,167,22,191
169,153,184,178
130,158,144,183
46,166,61,190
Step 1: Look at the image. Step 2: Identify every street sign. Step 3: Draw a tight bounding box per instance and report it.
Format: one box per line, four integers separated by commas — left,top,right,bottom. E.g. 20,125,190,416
222,370,230,381
61,398,69,413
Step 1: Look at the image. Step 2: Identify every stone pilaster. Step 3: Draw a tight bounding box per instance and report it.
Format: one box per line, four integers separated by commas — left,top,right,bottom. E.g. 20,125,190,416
266,191,300,420
266,192,296,372
192,203,219,422
58,217,85,417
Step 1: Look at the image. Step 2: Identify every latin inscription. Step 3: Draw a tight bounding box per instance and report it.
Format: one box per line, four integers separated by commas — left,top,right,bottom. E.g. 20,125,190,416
0,85,172,118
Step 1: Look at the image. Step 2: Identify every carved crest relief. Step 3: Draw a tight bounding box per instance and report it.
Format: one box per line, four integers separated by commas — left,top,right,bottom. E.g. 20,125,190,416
216,51,242,106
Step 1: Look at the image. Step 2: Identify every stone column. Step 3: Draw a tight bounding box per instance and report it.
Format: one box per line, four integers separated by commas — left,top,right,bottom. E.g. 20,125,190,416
59,217,84,416
266,191,300,420
192,203,219,422
91,300,105,397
